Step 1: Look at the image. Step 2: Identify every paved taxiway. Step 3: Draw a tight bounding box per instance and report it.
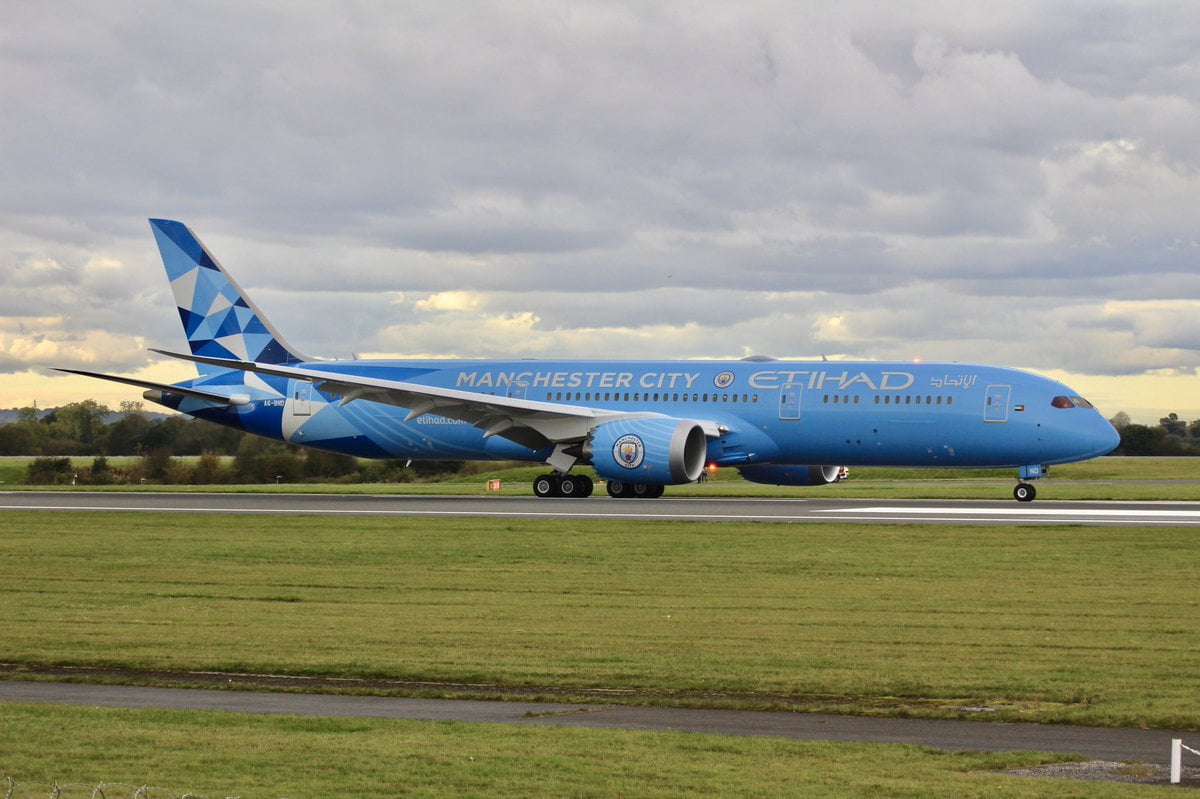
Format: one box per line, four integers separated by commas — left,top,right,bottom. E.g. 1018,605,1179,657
3,490,1200,525
0,680,1187,763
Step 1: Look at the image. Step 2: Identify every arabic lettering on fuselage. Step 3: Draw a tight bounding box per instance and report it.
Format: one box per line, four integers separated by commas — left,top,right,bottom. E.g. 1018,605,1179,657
929,374,979,389
452,369,947,393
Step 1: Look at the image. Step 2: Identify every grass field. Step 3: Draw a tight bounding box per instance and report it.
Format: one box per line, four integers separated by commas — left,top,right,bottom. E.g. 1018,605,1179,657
8,701,1161,799
2,511,1197,731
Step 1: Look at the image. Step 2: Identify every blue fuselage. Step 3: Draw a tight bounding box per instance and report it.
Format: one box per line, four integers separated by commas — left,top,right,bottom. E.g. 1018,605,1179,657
165,358,1119,471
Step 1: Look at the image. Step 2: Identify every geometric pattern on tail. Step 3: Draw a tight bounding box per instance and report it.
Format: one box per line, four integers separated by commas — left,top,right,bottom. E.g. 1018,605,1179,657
149,219,301,372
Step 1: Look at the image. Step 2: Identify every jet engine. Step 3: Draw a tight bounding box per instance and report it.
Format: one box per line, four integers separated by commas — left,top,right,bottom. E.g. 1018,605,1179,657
737,464,844,486
589,417,707,485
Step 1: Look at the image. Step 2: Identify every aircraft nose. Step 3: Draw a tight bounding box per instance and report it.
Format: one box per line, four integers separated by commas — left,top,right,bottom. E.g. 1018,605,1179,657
1095,415,1121,457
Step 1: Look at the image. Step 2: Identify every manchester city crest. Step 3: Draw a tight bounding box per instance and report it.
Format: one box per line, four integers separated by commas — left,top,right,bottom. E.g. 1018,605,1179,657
714,371,735,389
613,434,645,469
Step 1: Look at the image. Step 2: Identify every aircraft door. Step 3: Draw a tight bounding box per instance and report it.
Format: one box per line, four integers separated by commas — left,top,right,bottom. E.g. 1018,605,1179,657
984,384,1010,423
506,383,528,400
778,383,802,420
292,380,313,416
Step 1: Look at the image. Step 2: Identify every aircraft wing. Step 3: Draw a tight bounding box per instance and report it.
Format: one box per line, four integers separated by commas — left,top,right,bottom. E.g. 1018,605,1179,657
151,350,721,453
52,367,252,406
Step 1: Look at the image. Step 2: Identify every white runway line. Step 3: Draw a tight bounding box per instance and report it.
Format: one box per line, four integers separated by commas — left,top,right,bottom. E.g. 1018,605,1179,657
822,506,1200,518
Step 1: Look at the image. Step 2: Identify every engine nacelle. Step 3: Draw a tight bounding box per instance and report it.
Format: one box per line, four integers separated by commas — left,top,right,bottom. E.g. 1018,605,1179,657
589,417,707,485
737,464,844,486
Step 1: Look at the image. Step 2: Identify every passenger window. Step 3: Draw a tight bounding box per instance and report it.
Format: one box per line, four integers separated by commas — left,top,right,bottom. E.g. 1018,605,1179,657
1051,396,1075,409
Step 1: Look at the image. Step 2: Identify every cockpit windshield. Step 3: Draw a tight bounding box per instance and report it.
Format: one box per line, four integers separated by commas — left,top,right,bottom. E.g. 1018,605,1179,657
1051,395,1096,409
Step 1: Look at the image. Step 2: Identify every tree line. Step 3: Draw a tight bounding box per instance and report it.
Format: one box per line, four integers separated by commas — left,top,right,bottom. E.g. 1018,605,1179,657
3,400,466,485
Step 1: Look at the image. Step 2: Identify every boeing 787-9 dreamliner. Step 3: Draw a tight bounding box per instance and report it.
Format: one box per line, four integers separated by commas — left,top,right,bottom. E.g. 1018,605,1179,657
58,220,1120,502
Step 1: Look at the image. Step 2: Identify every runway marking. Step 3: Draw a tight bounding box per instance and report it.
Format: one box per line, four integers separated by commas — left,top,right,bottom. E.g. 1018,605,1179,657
0,503,819,522
824,506,1200,518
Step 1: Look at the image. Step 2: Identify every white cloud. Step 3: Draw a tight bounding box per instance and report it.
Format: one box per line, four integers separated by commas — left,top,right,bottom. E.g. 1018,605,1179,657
1,1,1199,412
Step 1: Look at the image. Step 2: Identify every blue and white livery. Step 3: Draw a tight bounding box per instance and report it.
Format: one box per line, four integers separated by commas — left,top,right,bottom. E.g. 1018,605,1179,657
59,219,1121,501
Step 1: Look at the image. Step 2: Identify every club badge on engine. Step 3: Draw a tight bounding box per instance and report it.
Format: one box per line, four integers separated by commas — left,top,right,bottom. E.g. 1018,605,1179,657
613,434,645,469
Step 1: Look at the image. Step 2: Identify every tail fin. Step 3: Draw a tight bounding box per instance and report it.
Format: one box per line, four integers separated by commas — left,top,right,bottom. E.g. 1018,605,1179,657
149,219,307,374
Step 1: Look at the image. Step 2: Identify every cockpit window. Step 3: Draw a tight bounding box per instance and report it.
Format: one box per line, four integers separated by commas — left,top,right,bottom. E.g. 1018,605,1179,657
1051,396,1075,409
1070,396,1094,409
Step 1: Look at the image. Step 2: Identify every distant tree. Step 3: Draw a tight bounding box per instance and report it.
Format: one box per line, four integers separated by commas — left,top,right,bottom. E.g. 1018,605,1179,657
104,412,153,455
303,449,359,479
0,424,34,455
1159,413,1187,437
1108,411,1131,430
119,400,145,414
17,404,39,424
140,448,173,482
49,400,111,451
1117,424,1164,456
192,451,228,484
26,457,72,484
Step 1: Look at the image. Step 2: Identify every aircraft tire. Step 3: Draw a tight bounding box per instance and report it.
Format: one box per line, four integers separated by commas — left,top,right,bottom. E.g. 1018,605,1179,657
574,476,594,498
558,476,579,497
1013,483,1036,502
533,474,560,498
631,483,655,498
606,480,632,498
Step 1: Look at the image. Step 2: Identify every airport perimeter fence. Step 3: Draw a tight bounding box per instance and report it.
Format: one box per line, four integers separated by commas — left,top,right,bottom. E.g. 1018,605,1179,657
2,777,290,799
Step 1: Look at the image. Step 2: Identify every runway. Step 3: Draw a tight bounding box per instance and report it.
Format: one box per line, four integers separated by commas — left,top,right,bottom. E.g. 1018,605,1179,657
0,680,1187,764
3,490,1200,525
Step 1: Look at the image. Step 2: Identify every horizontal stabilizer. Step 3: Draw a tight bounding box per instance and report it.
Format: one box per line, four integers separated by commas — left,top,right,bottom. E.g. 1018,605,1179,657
52,368,250,406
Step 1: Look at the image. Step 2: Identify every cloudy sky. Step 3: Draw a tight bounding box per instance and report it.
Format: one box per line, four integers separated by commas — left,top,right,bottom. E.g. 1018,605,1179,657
3,1,1199,422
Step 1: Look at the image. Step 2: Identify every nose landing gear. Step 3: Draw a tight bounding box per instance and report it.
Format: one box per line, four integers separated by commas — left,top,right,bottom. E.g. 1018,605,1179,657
1013,464,1046,502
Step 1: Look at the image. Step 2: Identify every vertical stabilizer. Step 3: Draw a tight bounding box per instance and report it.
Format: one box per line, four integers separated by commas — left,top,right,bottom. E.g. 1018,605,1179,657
149,219,307,374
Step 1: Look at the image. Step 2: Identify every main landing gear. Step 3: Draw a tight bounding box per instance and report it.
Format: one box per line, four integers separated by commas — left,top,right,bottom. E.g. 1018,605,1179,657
606,480,664,499
532,473,594,498
530,474,665,499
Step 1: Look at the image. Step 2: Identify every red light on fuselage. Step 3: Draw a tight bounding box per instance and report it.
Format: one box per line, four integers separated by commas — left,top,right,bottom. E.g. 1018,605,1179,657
705,462,718,474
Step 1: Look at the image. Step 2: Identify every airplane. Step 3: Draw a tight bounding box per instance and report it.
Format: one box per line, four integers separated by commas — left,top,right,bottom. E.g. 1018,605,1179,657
57,219,1121,502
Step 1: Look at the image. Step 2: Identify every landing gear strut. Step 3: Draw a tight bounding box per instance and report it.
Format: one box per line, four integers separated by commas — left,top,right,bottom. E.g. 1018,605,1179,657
1013,464,1045,503
532,473,594,498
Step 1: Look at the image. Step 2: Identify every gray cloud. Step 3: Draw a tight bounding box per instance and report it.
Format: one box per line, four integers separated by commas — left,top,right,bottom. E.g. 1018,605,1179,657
2,0,1199,389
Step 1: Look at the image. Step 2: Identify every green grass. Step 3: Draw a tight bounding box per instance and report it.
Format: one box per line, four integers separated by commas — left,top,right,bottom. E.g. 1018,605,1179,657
1,701,1163,799
1,512,1197,730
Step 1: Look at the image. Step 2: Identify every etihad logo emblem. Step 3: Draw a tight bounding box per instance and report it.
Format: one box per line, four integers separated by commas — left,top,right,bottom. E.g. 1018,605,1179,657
613,434,645,469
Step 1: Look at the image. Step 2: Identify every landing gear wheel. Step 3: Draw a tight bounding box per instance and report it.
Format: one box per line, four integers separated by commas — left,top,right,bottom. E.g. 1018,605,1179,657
558,475,579,497
606,480,632,498
645,484,664,499
533,474,560,498
631,483,665,498
1013,483,1036,502
574,476,594,498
